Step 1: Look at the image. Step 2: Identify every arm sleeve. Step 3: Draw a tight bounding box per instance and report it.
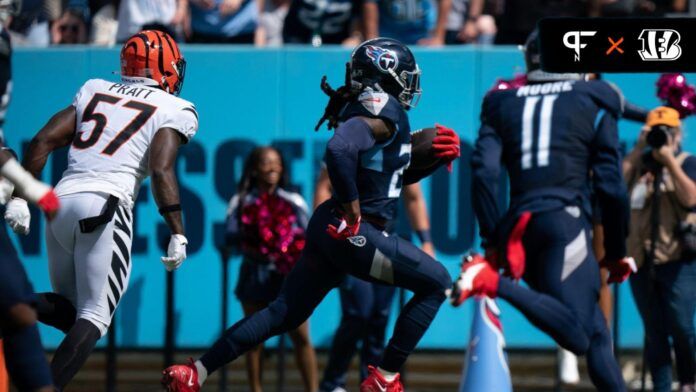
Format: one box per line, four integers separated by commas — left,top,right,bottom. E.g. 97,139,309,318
224,195,242,249
161,105,199,142
591,111,630,260
325,117,376,203
622,100,649,123
471,122,503,245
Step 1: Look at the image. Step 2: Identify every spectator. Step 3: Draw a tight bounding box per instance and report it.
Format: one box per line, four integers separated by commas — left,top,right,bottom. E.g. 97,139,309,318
257,0,289,46
189,0,259,43
89,0,118,45
50,7,88,44
225,146,318,392
282,0,362,46
623,107,696,392
445,0,495,44
7,0,51,46
635,0,687,15
493,0,590,45
116,0,188,42
363,0,451,46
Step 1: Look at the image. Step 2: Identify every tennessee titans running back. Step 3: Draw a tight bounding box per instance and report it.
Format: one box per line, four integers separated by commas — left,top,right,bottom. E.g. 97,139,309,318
452,31,634,391
162,38,461,392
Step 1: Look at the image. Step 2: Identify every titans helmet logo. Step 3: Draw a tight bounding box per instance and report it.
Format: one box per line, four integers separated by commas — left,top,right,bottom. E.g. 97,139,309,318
365,45,399,73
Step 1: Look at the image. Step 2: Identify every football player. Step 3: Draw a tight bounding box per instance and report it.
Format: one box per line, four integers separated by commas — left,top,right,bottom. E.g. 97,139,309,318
452,31,634,390
162,38,460,392
0,1,58,390
4,30,198,390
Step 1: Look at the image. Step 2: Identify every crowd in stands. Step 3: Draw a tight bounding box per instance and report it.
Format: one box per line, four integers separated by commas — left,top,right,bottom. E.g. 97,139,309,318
5,0,692,47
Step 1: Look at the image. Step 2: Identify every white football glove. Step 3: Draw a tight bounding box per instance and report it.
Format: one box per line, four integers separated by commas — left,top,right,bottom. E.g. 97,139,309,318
0,177,14,205
5,198,30,235
162,234,188,272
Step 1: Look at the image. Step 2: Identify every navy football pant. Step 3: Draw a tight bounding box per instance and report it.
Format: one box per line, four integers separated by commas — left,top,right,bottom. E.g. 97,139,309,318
320,277,396,391
497,208,625,391
0,220,53,390
200,200,450,373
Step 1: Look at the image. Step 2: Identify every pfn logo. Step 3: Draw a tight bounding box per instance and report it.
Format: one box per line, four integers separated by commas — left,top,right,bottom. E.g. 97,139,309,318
563,31,597,62
638,29,682,61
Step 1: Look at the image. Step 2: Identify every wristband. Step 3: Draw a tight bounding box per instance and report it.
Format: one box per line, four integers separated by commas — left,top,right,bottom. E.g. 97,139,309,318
159,204,182,215
416,229,432,244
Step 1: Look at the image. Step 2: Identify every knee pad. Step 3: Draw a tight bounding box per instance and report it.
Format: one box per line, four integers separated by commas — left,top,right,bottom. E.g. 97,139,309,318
35,292,77,333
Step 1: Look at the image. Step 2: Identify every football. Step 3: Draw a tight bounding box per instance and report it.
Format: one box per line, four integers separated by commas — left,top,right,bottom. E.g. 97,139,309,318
410,127,442,170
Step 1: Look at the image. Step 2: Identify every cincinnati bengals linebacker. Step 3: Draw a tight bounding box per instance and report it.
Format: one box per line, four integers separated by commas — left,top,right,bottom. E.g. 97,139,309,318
4,30,198,390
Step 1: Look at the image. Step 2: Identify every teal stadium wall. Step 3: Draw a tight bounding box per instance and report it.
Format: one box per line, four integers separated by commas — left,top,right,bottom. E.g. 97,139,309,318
5,46,695,350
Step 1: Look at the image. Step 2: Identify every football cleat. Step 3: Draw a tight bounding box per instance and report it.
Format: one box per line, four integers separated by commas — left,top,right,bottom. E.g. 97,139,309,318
450,254,500,306
161,358,200,392
360,366,404,392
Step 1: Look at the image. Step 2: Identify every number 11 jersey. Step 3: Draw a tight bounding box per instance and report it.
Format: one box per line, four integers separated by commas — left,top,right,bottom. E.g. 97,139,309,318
55,78,199,207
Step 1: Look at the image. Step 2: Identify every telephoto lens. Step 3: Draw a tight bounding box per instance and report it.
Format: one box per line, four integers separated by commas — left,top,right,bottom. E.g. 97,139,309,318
646,125,670,148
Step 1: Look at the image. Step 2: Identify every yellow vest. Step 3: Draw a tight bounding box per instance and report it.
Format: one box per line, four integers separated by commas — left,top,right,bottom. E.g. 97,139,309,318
626,153,696,267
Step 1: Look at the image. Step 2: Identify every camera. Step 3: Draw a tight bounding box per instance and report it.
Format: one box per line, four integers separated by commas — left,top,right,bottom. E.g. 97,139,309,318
646,125,673,148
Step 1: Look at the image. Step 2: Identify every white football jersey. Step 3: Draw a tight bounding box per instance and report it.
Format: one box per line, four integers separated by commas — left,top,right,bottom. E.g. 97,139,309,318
55,78,198,207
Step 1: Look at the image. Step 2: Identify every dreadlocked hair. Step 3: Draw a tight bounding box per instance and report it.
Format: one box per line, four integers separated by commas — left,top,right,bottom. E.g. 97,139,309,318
236,146,288,221
314,62,360,131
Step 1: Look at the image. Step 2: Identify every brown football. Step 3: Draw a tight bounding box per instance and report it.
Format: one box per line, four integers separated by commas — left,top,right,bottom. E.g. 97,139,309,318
410,127,442,170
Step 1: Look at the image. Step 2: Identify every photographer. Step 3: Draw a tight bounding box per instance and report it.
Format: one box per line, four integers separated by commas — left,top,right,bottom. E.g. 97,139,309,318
623,106,696,392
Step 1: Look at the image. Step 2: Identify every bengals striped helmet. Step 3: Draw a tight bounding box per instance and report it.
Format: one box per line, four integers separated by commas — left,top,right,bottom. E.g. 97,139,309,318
120,30,186,96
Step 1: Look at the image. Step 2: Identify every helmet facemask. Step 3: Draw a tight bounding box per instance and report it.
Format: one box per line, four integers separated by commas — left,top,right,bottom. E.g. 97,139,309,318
391,65,421,109
169,57,186,96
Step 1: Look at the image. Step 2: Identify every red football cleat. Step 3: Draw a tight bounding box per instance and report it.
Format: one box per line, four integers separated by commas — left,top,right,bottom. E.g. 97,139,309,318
360,365,404,392
161,358,200,392
450,254,500,306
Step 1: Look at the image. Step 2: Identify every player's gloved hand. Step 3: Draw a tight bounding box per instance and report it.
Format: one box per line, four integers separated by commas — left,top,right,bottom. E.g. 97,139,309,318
162,234,188,272
0,177,14,205
4,198,31,235
599,257,637,284
327,215,361,240
432,124,461,171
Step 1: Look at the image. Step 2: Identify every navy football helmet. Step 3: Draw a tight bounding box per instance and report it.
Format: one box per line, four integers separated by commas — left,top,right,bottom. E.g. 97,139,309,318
350,38,421,108
523,30,584,83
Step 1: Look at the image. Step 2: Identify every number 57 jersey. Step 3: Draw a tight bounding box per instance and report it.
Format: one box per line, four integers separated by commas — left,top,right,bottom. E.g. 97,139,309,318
55,79,199,207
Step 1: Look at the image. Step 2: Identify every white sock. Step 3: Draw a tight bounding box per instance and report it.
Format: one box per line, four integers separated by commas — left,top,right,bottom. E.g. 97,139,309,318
377,367,397,382
194,360,208,386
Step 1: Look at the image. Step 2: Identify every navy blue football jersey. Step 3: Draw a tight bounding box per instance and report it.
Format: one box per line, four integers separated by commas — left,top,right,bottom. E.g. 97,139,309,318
0,28,11,144
472,79,629,259
336,90,412,221
283,0,361,44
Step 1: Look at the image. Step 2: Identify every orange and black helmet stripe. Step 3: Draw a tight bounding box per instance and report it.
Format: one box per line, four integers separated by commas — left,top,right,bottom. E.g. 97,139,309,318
120,30,185,95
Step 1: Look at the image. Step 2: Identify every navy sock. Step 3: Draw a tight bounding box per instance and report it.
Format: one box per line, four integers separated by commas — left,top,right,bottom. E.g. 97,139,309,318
201,300,291,374
3,324,53,390
497,277,590,354
51,318,101,390
379,290,446,372
586,308,626,391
